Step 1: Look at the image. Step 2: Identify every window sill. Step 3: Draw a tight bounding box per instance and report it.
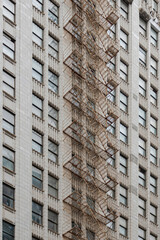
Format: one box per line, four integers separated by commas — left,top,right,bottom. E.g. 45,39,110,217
48,194,59,201
3,54,16,64
3,205,15,212
32,41,44,51
32,149,43,157
48,54,60,63
32,221,43,227
3,129,16,139
48,159,59,166
32,5,45,15
3,166,15,176
150,73,158,80
3,16,16,27
120,46,129,54
120,15,129,23
3,91,16,101
32,77,44,86
139,62,147,70
48,229,59,235
48,88,60,97
139,32,148,41
48,18,60,29
151,42,158,50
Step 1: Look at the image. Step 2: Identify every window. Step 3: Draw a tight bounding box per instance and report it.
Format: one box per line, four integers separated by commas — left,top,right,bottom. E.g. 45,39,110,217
120,123,128,143
3,0,15,22
107,57,116,71
119,217,127,237
32,201,43,224
48,105,58,129
3,108,15,134
48,209,58,232
150,234,157,240
150,86,157,105
120,60,128,81
150,175,157,194
3,33,15,60
107,84,115,103
48,0,59,24
120,92,128,112
3,221,14,240
139,46,147,67
33,0,43,11
3,70,15,97
120,185,127,206
32,94,43,118
107,116,116,135
139,137,146,157
32,22,43,47
120,29,128,50
32,237,40,240
139,197,146,217
107,24,116,39
153,0,158,12
139,167,146,187
150,116,157,135
32,166,43,190
32,130,43,154
87,196,95,210
151,57,158,77
139,18,147,37
151,27,158,47
106,146,115,167
139,76,146,97
48,140,58,163
120,0,128,19
138,227,146,240
3,146,15,171
120,154,127,175
3,183,14,209
48,70,59,94
150,145,157,165
87,164,95,178
48,175,58,198
139,107,146,127
48,35,59,60
32,58,43,83
86,229,95,240
150,204,157,223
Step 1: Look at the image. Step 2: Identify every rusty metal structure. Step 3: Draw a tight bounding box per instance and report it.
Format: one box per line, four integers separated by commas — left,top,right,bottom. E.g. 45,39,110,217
63,0,120,239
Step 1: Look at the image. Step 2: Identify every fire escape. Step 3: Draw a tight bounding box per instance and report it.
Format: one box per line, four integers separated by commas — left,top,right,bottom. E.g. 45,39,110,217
63,0,120,239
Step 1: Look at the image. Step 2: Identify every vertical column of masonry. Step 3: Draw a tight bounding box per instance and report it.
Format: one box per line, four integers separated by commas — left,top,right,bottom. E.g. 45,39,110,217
0,1,3,239
156,14,160,239
15,0,33,239
128,0,139,239
58,0,64,238
42,0,49,239
145,20,151,239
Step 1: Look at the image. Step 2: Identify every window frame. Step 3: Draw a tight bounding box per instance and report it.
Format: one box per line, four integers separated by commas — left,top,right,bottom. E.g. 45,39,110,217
48,70,59,94
32,94,43,119
120,29,128,50
32,201,43,225
150,115,157,135
150,145,157,165
120,185,127,206
32,58,43,83
120,0,128,19
150,175,157,194
120,60,128,82
120,123,128,144
3,221,15,240
3,0,15,22
3,33,15,60
48,105,58,129
32,22,43,47
151,57,158,77
3,183,15,209
139,137,146,157
139,76,146,97
139,18,147,37
48,0,59,25
32,130,43,154
139,167,146,187
139,106,146,127
119,216,127,237
3,145,15,171
139,46,147,67
120,154,127,175
150,86,157,106
150,204,157,224
120,91,128,113
3,108,15,135
32,0,43,12
48,140,58,164
32,165,43,190
138,197,146,217
48,209,58,233
138,227,146,240
48,174,58,199
151,27,158,47
3,70,15,97
48,35,59,60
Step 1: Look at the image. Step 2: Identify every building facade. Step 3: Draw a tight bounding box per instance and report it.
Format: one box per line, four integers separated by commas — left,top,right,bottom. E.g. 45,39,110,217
0,0,160,239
